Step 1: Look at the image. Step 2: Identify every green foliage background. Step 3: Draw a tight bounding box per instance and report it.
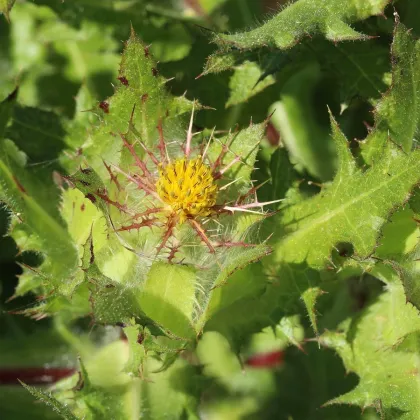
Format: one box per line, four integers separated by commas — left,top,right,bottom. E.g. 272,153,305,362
2,0,420,419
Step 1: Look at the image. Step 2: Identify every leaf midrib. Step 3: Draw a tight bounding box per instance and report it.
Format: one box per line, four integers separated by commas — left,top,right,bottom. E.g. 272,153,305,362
279,153,420,249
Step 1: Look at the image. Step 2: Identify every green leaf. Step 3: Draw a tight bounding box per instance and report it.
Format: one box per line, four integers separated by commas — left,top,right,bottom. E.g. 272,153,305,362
35,0,197,64
321,283,420,418
274,315,305,351
392,248,420,313
137,357,200,420
197,250,271,336
79,232,144,325
78,231,191,344
375,206,419,258
123,320,146,376
269,64,337,181
203,281,280,350
20,381,78,420
263,112,420,326
77,342,199,419
64,84,96,154
374,207,420,311
212,0,390,51
207,122,264,199
301,287,325,336
269,147,298,202
6,105,67,162
196,331,242,387
75,350,140,419
4,3,120,116
0,87,16,136
203,51,238,75
0,92,79,293
0,0,15,22
361,19,420,163
226,61,275,108
61,188,107,257
84,28,194,180
141,262,197,340
140,18,192,63
314,40,390,102
270,114,420,269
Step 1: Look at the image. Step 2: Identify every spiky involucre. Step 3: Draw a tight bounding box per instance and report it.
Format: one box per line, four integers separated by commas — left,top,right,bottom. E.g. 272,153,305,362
97,105,280,262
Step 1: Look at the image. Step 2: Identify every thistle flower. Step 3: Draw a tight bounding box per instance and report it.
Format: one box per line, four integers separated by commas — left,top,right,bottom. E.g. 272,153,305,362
156,157,218,223
87,106,280,264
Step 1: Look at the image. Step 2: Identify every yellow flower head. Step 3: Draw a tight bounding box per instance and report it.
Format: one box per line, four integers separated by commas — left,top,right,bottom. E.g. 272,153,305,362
156,157,218,223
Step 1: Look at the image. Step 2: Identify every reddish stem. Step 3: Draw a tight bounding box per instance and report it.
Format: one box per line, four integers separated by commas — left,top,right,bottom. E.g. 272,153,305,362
0,367,75,386
189,219,215,254
156,119,168,163
245,350,284,368
120,133,152,178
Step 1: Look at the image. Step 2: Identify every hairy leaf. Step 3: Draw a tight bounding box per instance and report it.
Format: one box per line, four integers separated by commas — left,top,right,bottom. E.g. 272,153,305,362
20,382,78,420
123,320,146,376
0,92,78,293
361,19,420,163
84,28,194,179
269,64,337,181
270,115,420,268
212,0,390,51
141,262,197,340
372,206,420,311
264,111,420,327
321,283,420,418
226,61,275,107
315,40,390,102
269,147,298,202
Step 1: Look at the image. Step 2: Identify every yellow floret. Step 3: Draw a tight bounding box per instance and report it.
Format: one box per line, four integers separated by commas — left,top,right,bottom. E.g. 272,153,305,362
156,157,218,223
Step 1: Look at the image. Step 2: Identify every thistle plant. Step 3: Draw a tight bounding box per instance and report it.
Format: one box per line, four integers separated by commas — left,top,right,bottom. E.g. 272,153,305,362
3,1,420,419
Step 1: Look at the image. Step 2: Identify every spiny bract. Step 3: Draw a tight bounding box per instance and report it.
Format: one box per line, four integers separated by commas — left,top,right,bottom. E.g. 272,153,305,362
85,108,281,263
